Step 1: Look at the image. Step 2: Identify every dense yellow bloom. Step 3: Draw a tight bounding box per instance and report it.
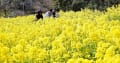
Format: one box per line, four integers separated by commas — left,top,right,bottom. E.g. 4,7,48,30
0,6,120,63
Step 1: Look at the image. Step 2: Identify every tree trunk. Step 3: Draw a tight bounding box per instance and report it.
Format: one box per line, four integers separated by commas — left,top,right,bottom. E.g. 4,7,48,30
4,9,7,17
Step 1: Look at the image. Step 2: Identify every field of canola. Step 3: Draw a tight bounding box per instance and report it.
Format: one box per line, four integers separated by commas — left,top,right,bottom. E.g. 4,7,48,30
0,6,120,63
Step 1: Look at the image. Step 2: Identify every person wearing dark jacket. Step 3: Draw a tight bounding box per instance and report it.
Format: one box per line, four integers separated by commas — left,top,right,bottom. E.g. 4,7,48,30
52,8,60,18
36,9,43,20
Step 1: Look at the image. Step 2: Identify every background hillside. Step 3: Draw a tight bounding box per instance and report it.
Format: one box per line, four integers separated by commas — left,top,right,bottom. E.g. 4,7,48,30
0,0,120,17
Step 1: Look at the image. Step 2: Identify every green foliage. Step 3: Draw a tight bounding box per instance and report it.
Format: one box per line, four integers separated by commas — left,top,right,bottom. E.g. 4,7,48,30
56,0,120,11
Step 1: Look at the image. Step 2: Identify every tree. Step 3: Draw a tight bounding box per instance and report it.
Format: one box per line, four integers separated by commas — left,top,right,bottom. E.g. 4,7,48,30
0,0,11,17
55,0,120,11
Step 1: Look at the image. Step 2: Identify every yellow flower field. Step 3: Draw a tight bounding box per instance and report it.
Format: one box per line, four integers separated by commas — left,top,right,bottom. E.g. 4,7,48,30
0,6,120,63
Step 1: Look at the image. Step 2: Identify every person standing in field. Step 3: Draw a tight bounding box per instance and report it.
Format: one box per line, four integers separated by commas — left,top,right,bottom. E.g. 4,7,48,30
45,9,53,17
52,9,56,18
55,8,60,18
36,9,43,21
52,8,60,18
